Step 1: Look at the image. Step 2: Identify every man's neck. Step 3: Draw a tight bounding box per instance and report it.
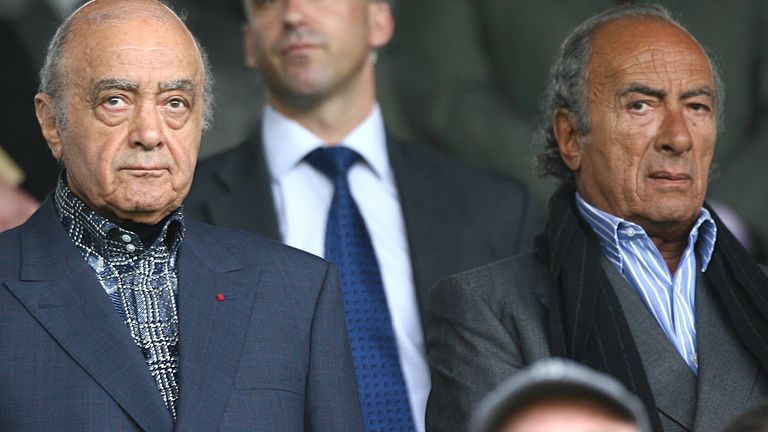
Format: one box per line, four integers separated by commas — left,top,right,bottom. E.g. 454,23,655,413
646,224,695,274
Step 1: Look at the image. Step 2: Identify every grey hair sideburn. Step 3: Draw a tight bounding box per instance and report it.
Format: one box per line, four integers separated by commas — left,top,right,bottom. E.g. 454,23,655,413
38,0,215,132
534,3,725,185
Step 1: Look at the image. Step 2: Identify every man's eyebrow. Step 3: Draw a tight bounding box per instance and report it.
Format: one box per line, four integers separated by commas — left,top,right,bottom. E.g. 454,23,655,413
681,86,714,100
159,79,196,93
94,78,139,92
88,78,196,102
90,78,139,101
618,84,666,99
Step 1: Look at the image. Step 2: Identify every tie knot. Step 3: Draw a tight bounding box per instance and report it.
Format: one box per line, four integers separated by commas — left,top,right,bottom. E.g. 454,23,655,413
305,146,360,180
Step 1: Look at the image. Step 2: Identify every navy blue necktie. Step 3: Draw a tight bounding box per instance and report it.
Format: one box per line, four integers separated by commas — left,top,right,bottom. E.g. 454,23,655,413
306,146,415,431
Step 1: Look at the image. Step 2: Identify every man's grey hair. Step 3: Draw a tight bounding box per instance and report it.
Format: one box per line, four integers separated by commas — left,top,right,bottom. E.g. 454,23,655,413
534,3,725,185
38,0,215,133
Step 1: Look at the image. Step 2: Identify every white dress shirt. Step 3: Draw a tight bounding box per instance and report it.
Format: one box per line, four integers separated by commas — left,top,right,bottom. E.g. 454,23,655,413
262,104,429,431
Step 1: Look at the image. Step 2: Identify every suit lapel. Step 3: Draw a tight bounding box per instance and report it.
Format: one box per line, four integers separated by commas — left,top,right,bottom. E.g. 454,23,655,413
174,221,262,430
693,273,764,431
4,200,172,431
206,131,281,241
602,260,697,430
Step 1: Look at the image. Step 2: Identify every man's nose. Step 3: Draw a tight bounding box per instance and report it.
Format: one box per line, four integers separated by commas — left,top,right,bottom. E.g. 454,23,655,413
130,101,164,149
656,107,693,155
283,0,308,27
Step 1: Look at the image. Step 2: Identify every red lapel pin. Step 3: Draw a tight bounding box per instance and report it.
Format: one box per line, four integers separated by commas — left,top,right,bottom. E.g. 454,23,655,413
215,293,225,302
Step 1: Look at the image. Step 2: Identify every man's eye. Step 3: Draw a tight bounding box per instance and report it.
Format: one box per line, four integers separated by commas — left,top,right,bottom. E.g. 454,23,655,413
628,101,651,113
689,103,711,112
103,96,127,108
166,98,188,111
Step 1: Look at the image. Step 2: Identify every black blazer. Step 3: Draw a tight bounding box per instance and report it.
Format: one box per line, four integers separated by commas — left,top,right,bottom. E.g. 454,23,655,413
185,129,542,323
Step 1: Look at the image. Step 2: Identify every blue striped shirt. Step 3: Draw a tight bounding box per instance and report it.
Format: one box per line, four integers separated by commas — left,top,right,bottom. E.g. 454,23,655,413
575,193,717,373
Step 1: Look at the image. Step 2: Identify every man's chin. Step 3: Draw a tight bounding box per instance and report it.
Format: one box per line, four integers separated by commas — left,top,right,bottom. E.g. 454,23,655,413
644,207,701,228
106,197,179,225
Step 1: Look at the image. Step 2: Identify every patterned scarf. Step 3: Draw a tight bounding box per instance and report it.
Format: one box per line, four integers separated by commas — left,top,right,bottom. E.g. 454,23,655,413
54,176,184,420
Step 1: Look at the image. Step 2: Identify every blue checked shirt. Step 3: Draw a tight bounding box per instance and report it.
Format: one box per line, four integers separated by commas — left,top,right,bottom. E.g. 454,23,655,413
575,193,717,373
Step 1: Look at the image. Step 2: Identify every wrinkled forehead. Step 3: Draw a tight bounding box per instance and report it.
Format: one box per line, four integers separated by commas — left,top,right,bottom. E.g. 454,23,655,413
70,0,184,28
61,1,203,81
587,17,714,88
65,0,198,58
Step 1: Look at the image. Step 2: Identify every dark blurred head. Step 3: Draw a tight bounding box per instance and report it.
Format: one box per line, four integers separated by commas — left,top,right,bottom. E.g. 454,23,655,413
472,359,650,432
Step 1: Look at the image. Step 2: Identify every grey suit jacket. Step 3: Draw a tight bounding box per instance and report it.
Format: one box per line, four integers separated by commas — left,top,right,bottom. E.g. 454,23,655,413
185,130,541,326
0,198,364,431
425,252,767,432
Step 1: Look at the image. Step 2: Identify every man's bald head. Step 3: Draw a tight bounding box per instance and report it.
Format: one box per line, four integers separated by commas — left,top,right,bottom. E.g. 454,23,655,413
39,0,214,131
33,0,213,224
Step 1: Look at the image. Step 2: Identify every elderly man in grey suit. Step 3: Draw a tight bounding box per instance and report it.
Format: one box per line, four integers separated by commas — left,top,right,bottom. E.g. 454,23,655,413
426,4,768,432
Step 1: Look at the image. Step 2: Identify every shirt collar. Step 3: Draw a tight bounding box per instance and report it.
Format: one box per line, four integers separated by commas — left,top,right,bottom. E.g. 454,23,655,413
575,192,717,271
262,103,391,181
53,173,185,258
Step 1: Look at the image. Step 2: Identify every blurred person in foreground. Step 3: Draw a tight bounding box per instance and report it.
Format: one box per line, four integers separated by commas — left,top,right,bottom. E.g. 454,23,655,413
473,359,650,432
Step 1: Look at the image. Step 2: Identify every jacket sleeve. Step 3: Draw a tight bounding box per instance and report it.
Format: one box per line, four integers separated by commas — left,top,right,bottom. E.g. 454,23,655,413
425,258,549,432
305,263,365,431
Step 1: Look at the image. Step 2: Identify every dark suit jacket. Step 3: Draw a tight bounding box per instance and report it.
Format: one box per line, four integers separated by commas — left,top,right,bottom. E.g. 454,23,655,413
0,198,363,431
425,252,768,432
185,130,541,326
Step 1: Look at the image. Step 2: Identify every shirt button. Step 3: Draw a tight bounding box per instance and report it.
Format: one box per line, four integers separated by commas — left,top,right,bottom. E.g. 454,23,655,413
125,244,137,253
625,227,637,237
692,353,698,365
121,234,132,243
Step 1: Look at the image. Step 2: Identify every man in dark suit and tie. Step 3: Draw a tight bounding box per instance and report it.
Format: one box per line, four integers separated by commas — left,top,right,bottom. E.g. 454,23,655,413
184,0,540,430
426,4,768,432
0,1,362,430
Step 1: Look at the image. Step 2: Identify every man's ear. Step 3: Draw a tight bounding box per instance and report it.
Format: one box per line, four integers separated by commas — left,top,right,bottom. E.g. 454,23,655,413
243,23,260,70
554,108,583,171
34,93,64,160
368,1,394,49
